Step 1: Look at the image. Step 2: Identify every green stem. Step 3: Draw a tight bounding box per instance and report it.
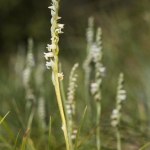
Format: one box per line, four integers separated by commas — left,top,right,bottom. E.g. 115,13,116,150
96,100,101,150
53,71,70,150
59,64,73,150
116,128,121,150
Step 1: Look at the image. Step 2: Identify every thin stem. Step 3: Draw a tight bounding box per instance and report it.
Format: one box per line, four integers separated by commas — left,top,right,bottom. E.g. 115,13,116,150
59,63,73,150
116,128,121,150
96,101,101,150
53,71,70,150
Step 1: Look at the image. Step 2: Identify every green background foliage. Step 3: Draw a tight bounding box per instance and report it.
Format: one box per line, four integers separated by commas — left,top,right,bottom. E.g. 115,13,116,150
0,0,150,149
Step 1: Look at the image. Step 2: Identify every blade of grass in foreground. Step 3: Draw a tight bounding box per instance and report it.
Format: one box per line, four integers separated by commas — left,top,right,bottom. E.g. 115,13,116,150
48,116,52,150
0,111,15,142
20,127,30,150
0,111,10,124
14,129,21,150
74,106,87,150
139,142,150,150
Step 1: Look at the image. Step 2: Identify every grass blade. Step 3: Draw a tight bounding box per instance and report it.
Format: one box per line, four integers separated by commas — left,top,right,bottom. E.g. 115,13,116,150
14,129,21,150
77,126,97,147
0,111,10,124
74,106,87,150
139,142,150,150
20,127,30,150
0,112,15,142
48,116,52,150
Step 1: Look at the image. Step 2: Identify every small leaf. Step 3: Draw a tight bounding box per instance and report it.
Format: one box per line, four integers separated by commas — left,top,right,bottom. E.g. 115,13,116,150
74,106,87,150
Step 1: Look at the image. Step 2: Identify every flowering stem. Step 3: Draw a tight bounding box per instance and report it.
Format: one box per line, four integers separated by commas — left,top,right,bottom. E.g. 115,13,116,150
53,59,70,150
96,100,101,150
116,128,121,150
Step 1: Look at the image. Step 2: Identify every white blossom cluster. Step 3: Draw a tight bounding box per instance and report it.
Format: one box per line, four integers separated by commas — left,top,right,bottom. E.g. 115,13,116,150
83,17,94,70
44,0,64,80
90,28,105,101
23,38,35,101
66,63,78,141
111,73,126,127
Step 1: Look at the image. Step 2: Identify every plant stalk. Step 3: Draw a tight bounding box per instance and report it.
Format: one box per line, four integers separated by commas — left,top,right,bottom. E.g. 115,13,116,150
53,67,70,150
116,128,121,150
96,100,101,150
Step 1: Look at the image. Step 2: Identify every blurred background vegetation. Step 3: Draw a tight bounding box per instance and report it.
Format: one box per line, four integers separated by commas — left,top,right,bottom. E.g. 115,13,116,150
1,0,150,149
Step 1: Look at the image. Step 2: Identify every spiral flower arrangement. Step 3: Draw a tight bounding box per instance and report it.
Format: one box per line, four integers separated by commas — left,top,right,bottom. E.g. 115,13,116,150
111,73,126,150
44,0,70,149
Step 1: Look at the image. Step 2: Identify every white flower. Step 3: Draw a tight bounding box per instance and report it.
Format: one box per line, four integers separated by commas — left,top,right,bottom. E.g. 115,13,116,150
111,109,118,119
99,67,106,73
61,124,64,131
55,28,63,34
44,52,54,60
66,104,71,109
72,78,77,82
91,83,98,88
68,95,74,101
48,6,55,10
67,109,72,114
46,61,52,69
94,93,100,100
57,23,64,28
91,43,99,53
71,135,76,139
111,120,118,127
58,72,64,80
90,83,98,94
118,94,126,101
119,90,126,94
57,16,61,20
73,129,77,134
112,109,118,114
46,44,56,51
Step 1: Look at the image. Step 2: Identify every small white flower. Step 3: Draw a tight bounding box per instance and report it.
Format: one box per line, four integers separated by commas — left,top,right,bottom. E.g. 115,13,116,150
72,78,77,82
99,67,106,73
55,28,63,34
91,43,99,53
118,94,126,101
67,109,72,114
57,23,64,28
58,72,64,80
71,135,76,139
94,93,100,100
90,83,98,94
61,124,64,131
119,90,126,94
111,120,118,127
73,129,78,134
46,61,52,69
48,6,55,10
113,109,118,114
23,68,30,85
44,52,54,60
57,16,61,20
66,104,71,109
46,44,56,51
68,95,74,101
91,83,98,88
